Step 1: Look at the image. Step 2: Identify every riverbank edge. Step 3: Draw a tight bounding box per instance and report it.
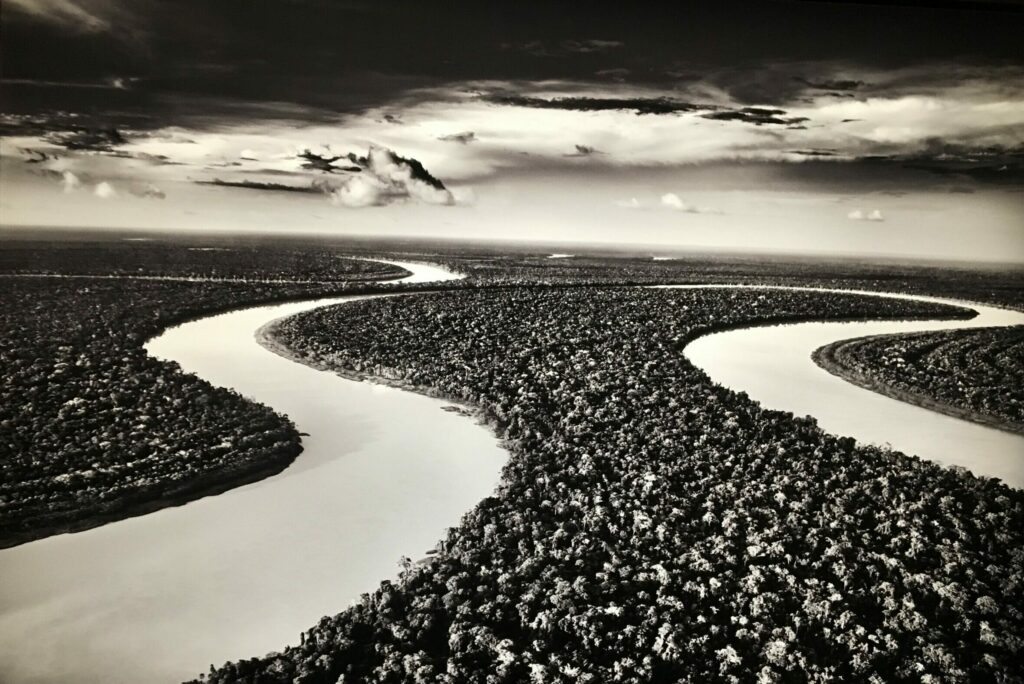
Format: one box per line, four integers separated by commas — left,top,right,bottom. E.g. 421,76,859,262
813,336,1024,437
256,318,515,454
0,442,301,550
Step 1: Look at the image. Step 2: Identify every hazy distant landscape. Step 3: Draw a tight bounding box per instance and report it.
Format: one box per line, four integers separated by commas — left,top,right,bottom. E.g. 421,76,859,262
1,1,1022,682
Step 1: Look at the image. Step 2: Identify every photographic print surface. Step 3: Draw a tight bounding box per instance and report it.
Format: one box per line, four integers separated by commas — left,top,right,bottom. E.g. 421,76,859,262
1,2,1022,683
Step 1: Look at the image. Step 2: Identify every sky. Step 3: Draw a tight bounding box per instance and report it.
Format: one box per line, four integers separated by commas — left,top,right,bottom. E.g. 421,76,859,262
1,0,1022,262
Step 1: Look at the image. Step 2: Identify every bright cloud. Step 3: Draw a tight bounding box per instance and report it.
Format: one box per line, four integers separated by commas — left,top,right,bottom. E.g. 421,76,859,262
848,209,884,221
94,181,116,199
60,171,81,193
327,146,454,208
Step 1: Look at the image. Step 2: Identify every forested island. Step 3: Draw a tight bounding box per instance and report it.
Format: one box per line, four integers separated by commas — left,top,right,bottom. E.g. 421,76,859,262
196,287,1024,683
815,326,1024,435
0,253,407,548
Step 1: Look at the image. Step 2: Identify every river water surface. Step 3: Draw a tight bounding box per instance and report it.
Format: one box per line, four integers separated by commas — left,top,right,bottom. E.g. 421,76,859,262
675,285,1024,489
0,261,507,684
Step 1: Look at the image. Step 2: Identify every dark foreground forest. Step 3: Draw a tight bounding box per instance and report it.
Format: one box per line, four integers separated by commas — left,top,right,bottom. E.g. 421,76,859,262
198,287,1023,684
815,326,1024,436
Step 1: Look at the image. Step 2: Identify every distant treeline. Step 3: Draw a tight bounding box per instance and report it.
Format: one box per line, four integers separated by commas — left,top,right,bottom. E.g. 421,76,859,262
0,241,408,283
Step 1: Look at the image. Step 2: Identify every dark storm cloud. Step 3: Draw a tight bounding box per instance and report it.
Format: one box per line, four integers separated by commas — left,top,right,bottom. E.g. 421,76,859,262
483,95,713,115
564,145,603,158
791,149,840,157
298,150,362,174
701,108,810,126
45,126,127,151
483,94,812,127
794,76,866,91
4,0,1020,129
196,179,325,194
18,147,61,163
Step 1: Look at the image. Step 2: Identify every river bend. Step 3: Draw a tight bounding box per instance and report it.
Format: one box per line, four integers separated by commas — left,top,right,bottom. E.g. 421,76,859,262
0,261,507,684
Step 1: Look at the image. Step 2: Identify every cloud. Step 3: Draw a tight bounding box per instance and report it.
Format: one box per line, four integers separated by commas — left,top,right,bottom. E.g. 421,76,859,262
661,193,689,210
449,186,477,205
329,146,455,207
60,170,81,193
196,178,322,194
5,0,112,33
486,94,811,128
330,175,384,208
615,194,720,214
701,107,809,127
595,68,631,82
8,68,1023,193
660,193,720,214
565,144,602,158
485,94,711,115
298,149,361,173
438,131,476,144
795,77,865,91
46,127,127,152
790,149,839,157
94,181,116,198
847,209,884,221
560,39,624,54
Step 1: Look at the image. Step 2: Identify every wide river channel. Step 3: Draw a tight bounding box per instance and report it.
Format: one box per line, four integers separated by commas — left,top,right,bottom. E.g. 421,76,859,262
1,270,1020,683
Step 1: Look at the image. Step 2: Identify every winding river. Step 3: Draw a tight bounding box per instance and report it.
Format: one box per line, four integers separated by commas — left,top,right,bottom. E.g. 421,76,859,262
674,285,1024,489
1,271,1021,683
0,261,507,684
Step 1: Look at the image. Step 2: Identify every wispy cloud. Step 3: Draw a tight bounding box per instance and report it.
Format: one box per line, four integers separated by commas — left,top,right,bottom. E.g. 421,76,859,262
438,131,476,144
614,194,720,214
847,209,885,221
